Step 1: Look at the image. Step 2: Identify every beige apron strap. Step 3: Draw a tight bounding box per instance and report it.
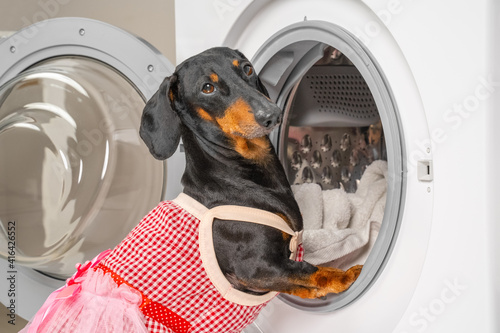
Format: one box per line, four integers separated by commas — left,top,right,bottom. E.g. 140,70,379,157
172,193,208,219
172,193,303,306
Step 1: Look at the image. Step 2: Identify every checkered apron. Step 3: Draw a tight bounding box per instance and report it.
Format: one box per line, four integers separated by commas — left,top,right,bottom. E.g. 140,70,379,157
100,194,303,333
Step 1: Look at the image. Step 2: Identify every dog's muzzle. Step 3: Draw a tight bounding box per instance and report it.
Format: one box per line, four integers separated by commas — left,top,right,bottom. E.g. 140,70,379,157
254,108,282,130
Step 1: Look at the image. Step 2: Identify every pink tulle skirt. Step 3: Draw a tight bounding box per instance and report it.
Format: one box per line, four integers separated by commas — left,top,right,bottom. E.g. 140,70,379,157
21,268,148,333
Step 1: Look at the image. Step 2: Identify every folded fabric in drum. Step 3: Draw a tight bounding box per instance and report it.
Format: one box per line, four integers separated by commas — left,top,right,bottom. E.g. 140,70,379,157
292,160,387,268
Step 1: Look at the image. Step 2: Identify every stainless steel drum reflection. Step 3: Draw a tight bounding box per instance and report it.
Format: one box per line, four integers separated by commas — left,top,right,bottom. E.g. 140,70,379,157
285,125,386,192
0,56,163,277
282,64,387,193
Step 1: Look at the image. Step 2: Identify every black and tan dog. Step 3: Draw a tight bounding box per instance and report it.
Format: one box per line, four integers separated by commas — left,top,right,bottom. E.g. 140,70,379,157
140,47,362,300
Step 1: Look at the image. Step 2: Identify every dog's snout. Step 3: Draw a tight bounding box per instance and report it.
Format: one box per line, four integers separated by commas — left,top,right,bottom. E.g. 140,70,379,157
255,109,282,129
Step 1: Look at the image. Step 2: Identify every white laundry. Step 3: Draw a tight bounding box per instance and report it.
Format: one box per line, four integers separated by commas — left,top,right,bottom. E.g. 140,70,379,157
292,160,387,269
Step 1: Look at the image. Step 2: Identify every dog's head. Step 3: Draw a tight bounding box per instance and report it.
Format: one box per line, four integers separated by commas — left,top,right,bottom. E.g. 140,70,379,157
139,47,282,161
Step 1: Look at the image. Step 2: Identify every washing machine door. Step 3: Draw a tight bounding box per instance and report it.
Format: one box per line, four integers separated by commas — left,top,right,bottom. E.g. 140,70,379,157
0,18,181,318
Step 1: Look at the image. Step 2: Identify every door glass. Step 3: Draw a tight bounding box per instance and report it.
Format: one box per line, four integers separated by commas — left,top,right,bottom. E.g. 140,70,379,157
0,56,164,278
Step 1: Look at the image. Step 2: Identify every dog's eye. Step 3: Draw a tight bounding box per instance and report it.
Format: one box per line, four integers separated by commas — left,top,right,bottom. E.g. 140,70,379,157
243,64,254,76
202,83,215,94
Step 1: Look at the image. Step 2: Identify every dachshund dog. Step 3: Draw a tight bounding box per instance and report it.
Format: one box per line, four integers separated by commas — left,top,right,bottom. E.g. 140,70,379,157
23,47,362,333
139,47,362,325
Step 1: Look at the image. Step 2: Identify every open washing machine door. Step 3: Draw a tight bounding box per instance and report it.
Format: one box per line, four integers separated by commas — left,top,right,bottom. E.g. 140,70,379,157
0,18,184,321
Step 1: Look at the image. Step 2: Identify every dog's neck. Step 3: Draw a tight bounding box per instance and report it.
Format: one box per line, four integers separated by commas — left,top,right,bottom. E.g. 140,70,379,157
179,128,303,231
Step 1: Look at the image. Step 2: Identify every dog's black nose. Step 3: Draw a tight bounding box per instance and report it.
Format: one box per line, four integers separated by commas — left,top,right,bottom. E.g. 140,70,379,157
255,109,282,129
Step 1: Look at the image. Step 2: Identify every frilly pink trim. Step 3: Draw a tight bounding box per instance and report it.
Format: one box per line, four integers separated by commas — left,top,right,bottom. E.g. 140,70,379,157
20,250,148,333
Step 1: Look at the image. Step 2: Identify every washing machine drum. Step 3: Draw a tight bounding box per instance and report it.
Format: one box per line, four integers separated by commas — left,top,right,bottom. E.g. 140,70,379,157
0,19,173,278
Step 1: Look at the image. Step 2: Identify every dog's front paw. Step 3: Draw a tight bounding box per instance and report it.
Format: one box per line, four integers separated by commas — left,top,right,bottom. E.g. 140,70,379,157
346,264,363,284
311,265,364,297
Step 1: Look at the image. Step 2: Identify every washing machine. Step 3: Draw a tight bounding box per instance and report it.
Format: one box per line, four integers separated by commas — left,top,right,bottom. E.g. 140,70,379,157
0,1,497,332
0,17,185,324
173,0,496,332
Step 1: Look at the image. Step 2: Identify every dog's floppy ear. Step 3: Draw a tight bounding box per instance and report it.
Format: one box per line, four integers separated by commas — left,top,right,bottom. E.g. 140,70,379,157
140,75,181,160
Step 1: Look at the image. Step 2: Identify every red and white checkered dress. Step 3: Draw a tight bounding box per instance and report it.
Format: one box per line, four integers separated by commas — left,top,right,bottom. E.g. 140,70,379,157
23,194,303,333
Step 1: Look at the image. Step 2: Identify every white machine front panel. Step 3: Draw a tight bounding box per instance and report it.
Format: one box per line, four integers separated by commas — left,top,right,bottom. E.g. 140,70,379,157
370,1,493,332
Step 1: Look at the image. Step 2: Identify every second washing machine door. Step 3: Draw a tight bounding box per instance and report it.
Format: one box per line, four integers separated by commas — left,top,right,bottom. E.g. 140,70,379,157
0,18,180,280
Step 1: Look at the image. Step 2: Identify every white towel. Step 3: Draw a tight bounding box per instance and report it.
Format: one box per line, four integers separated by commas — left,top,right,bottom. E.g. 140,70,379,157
292,183,324,230
292,160,387,268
